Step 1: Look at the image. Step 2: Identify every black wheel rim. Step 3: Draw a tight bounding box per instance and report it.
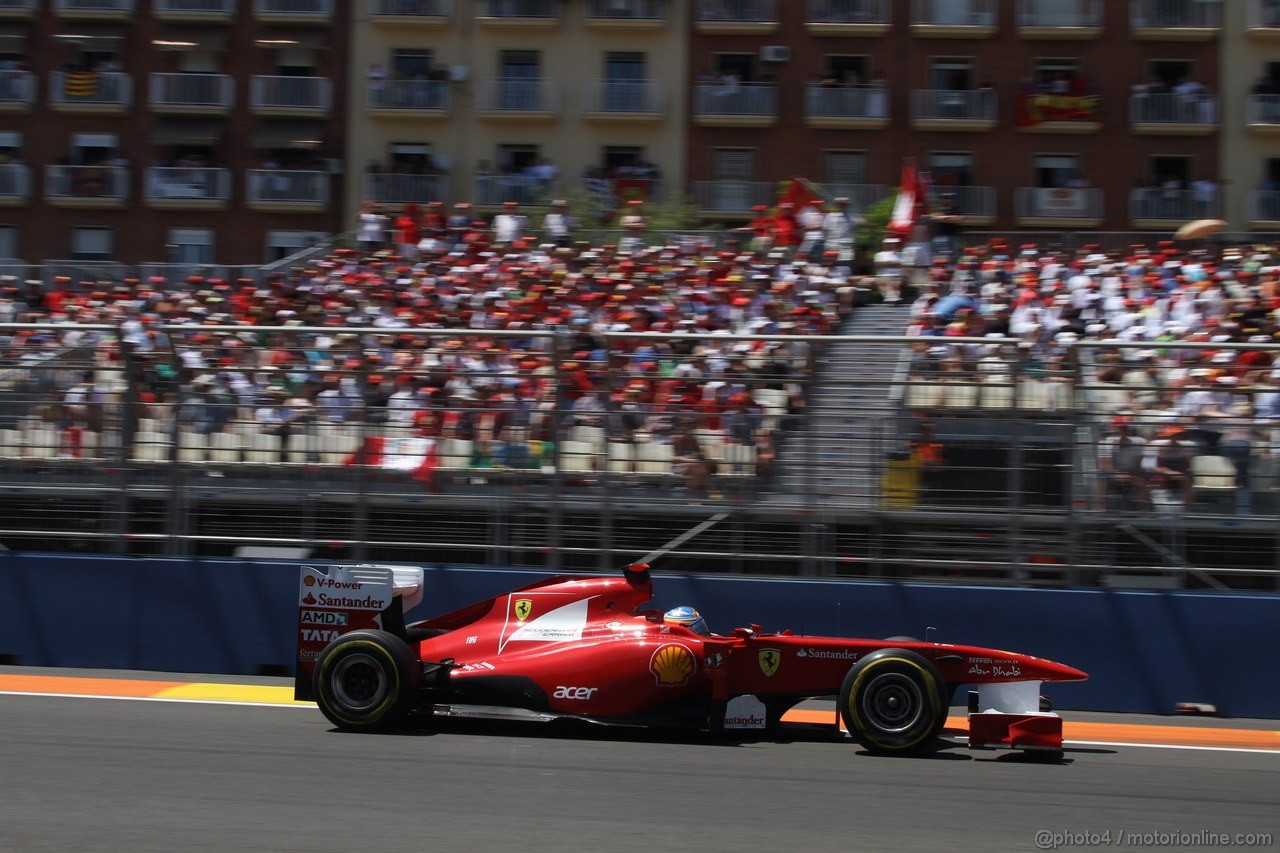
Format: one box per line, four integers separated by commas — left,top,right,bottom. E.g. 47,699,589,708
860,671,924,734
331,653,388,713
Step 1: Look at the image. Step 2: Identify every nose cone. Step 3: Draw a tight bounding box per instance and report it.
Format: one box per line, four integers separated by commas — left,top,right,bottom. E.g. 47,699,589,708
1025,656,1088,683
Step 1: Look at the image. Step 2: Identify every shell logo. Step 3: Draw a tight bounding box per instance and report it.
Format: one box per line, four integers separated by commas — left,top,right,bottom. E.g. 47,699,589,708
303,576,316,587
649,643,696,687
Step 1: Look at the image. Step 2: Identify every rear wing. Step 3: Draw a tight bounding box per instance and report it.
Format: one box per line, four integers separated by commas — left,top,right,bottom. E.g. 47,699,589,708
294,563,424,700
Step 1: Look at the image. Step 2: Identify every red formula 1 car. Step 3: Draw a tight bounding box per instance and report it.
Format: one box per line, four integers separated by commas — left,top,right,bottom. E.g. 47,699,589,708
295,562,1087,755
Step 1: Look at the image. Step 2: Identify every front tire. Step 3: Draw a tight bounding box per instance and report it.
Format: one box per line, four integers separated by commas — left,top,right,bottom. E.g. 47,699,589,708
840,649,944,755
314,630,421,732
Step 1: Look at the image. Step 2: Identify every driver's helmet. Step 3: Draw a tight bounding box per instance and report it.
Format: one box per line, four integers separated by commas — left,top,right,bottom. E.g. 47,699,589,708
663,605,709,636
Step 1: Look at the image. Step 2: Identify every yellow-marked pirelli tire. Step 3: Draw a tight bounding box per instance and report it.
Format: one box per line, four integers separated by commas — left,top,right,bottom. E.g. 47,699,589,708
314,630,421,732
839,649,945,755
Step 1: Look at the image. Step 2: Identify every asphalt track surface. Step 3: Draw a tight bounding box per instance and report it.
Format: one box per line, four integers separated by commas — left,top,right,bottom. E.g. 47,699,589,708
1,676,1278,853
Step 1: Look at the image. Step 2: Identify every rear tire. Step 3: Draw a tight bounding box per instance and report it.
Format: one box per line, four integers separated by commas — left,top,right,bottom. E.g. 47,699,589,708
314,630,421,732
840,649,944,755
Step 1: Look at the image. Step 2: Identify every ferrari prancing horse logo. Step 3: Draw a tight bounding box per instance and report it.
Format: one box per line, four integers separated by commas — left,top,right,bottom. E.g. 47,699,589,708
758,649,780,677
514,599,533,622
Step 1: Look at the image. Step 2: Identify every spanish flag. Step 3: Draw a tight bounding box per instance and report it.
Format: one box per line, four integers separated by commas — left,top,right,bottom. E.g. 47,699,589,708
65,71,99,97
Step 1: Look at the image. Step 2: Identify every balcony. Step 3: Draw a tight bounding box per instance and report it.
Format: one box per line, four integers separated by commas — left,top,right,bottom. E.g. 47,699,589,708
144,167,231,209
806,0,890,35
1014,187,1103,227
250,75,332,116
1247,95,1280,132
49,71,133,114
52,0,134,17
1130,92,1217,134
0,0,37,17
1016,91,1101,133
822,183,888,214
694,0,778,34
474,175,552,207
371,0,451,25
585,0,665,29
929,185,996,225
804,84,888,128
475,0,562,27
149,73,234,114
245,169,328,211
253,0,333,23
0,70,35,111
1130,188,1218,227
1016,0,1101,38
581,80,666,122
46,165,130,208
0,164,31,206
152,0,234,21
910,0,996,37
1129,0,1221,40
475,78,559,121
1246,0,1280,36
693,82,777,127
1247,191,1280,226
693,181,774,216
368,80,450,117
365,173,446,206
911,89,996,130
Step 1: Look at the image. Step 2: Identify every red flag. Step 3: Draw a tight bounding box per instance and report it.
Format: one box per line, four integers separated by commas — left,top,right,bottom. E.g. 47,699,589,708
778,177,819,211
888,161,928,236
345,435,436,486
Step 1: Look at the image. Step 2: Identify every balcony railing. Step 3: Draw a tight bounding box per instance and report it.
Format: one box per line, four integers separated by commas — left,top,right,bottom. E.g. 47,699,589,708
822,183,888,212
474,174,553,206
45,165,130,202
149,73,234,110
807,0,889,25
253,0,332,15
246,170,328,205
911,0,996,27
1248,191,1280,222
475,78,559,113
1130,188,1218,222
693,180,775,212
805,85,888,121
369,80,450,111
250,76,332,111
581,79,665,114
372,0,450,15
1015,187,1103,221
928,185,996,220
1130,0,1221,31
152,0,234,13
145,167,231,203
476,0,562,18
1017,0,1101,29
912,89,997,123
53,0,134,12
693,82,777,118
0,164,31,202
0,0,39,12
695,0,776,23
1247,0,1280,29
366,173,446,205
1247,94,1280,126
1130,92,1217,126
49,71,133,108
585,0,663,20
0,70,35,107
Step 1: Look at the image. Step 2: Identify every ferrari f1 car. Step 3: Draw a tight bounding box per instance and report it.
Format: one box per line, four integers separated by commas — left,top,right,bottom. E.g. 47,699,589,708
295,562,1087,755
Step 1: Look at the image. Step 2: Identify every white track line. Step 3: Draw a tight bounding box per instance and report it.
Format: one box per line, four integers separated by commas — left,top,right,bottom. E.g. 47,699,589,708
1065,739,1280,756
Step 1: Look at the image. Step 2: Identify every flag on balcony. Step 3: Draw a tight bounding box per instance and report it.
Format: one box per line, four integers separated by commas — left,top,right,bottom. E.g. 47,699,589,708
344,435,437,485
777,177,821,211
64,71,100,97
888,160,928,236
1016,92,1101,127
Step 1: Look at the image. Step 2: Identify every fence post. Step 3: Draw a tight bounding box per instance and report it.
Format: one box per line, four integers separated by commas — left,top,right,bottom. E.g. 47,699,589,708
547,330,566,571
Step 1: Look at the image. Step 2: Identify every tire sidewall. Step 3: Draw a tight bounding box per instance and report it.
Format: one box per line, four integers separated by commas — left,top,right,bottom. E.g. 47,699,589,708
314,630,418,731
840,648,944,754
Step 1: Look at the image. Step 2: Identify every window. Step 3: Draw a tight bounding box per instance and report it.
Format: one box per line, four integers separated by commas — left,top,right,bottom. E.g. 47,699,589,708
177,51,219,73
168,228,214,264
713,53,756,82
497,144,539,174
70,227,113,261
265,230,326,263
500,50,540,79
1147,59,1194,91
1034,58,1079,90
605,52,645,81
823,151,867,186
603,146,645,171
931,58,974,91
1149,155,1191,186
711,148,755,181
392,49,432,79
389,142,435,172
1033,154,1080,188
0,225,16,260
72,133,118,166
277,49,318,75
0,131,20,161
929,152,973,187
823,55,868,86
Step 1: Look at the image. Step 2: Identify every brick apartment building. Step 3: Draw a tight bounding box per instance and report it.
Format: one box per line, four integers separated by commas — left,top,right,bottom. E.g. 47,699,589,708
687,0,1225,232
0,0,349,266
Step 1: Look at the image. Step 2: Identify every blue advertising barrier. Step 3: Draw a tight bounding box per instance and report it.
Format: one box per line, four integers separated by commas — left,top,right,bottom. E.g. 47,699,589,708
1,553,1276,718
